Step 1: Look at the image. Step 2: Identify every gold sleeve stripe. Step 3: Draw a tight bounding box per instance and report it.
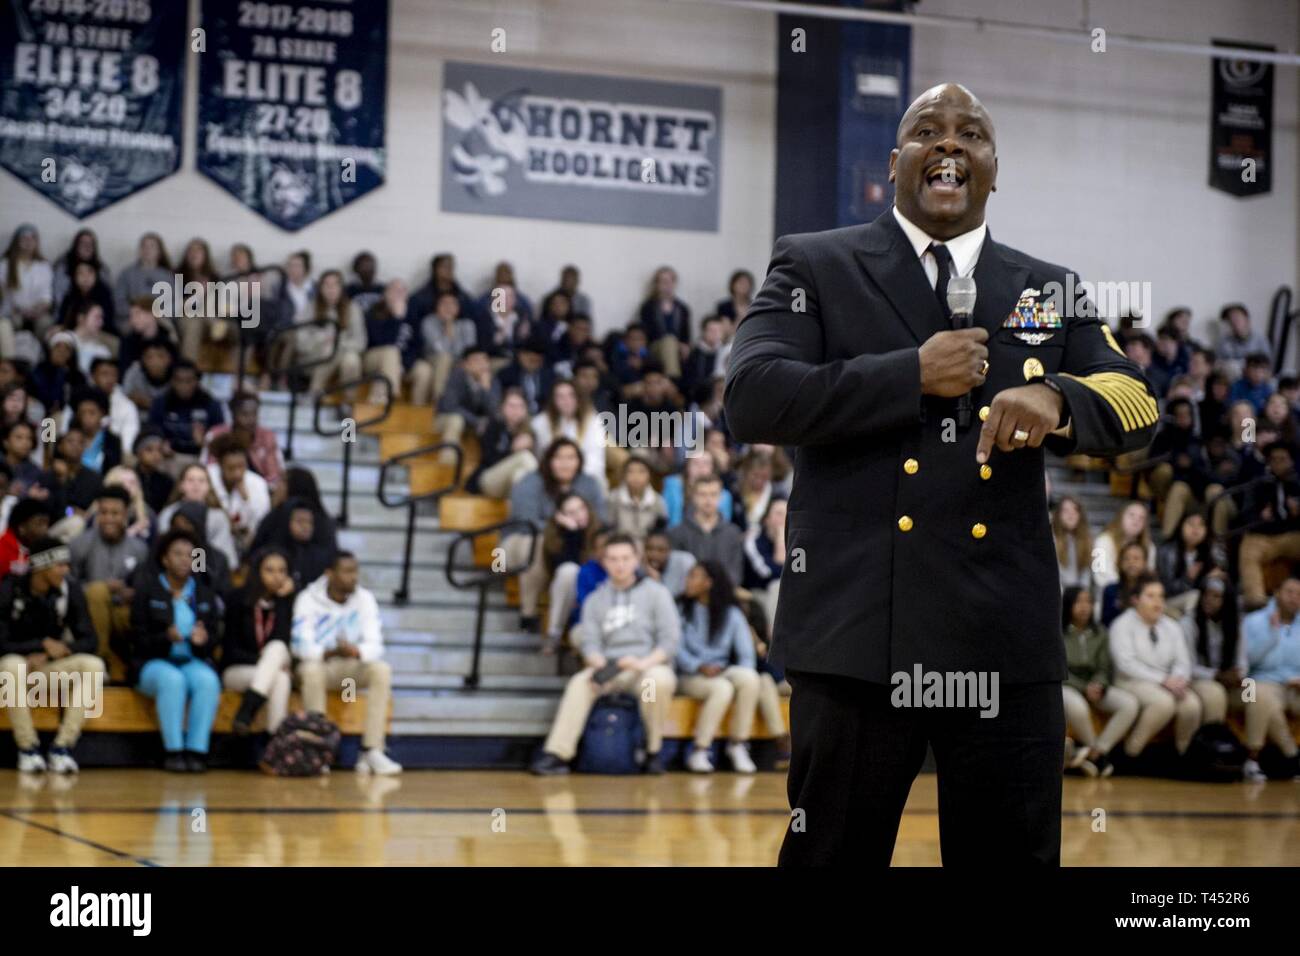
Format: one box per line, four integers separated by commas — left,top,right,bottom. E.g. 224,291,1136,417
1086,374,1159,427
1061,372,1159,432
1100,323,1127,357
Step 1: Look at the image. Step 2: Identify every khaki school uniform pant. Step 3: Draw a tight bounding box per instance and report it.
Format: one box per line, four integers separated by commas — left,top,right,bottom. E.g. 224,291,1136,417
0,653,105,750
1243,681,1300,756
1061,684,1140,755
1115,678,1204,756
678,665,761,747
296,658,392,750
543,664,677,760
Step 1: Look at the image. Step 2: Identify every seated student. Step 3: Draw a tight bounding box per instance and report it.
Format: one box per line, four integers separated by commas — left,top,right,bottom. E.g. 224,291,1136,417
1237,441,1300,609
264,499,334,591
1061,585,1139,778
1180,573,1244,737
1240,575,1300,781
504,438,608,631
1109,573,1204,762
0,498,51,579
420,290,479,401
69,303,114,375
641,528,695,598
157,463,239,568
147,359,225,469
608,456,666,543
299,270,367,395
2,420,43,497
1156,510,1222,620
360,278,413,403
87,357,140,455
531,379,606,488
103,465,154,540
291,551,401,775
540,492,600,655
250,467,338,563
731,450,775,534
492,337,554,416
742,495,786,634
164,501,232,599
223,547,295,736
71,387,122,475
465,387,536,498
435,346,496,466
119,528,222,772
32,331,86,415
132,427,175,514
122,340,174,412
530,533,679,775
117,295,178,375
206,433,271,561
0,537,104,773
70,487,148,677
1101,541,1152,627
681,315,727,398
676,560,760,774
1228,353,1274,413
662,448,734,528
114,233,172,324
203,392,284,491
345,251,385,317
668,474,744,587
40,428,104,540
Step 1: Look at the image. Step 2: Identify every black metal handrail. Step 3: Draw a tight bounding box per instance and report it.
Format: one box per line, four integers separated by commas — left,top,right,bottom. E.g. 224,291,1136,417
1206,474,1276,542
445,517,540,688
264,318,341,461
1267,285,1295,375
377,440,464,604
311,372,395,528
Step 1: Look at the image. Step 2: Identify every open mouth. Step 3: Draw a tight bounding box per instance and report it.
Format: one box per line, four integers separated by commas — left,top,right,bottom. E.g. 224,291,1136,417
924,163,967,194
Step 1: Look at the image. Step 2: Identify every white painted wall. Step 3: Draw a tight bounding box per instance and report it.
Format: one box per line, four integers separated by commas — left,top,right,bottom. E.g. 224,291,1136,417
3,0,1297,349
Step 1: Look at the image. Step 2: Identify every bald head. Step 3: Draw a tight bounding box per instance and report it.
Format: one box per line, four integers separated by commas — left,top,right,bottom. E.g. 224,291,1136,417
889,82,998,240
896,83,995,148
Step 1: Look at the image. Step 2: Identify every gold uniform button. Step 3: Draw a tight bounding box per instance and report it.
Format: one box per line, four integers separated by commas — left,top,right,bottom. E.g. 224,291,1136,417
898,515,913,532
1023,357,1044,380
979,405,991,422
971,523,987,539
903,458,919,475
979,464,992,480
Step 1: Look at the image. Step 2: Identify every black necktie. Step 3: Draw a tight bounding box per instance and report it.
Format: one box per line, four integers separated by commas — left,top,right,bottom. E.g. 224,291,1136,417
1148,626,1159,647
928,242,954,322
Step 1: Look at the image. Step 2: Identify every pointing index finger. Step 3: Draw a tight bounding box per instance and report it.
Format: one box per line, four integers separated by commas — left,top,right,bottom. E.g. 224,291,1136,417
976,401,1002,463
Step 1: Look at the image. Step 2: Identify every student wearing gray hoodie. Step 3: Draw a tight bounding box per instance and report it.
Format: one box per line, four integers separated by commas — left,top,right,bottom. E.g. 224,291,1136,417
531,533,679,775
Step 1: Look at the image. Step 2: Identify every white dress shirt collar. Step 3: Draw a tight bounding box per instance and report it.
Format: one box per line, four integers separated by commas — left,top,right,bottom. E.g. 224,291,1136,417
892,206,987,279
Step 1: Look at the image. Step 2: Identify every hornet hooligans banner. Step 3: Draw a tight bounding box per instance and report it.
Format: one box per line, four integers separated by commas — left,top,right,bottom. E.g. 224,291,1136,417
197,0,388,231
441,61,722,232
0,0,186,217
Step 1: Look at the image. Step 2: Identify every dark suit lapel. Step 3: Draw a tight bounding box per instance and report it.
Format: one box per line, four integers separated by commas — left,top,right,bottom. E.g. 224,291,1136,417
971,233,1030,338
854,210,948,345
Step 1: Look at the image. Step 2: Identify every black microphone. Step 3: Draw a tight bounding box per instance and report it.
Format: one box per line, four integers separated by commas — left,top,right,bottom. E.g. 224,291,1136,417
946,275,978,429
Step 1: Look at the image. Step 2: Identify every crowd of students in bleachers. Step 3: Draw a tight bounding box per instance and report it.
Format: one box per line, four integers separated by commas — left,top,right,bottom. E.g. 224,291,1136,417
4,219,1299,781
1051,305,1300,781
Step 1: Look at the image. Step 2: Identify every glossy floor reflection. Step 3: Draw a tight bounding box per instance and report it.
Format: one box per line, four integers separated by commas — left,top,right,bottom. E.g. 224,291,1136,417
0,770,1296,866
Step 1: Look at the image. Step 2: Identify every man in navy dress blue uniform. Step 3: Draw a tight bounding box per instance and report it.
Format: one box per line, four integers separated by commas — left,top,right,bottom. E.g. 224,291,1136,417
725,83,1157,866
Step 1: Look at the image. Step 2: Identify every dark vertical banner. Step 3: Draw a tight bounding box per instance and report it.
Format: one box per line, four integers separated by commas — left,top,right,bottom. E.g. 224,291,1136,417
1209,39,1272,197
196,0,388,231
0,0,186,218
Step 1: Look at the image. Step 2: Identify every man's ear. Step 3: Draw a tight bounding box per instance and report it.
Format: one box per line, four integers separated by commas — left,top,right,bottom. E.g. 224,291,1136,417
888,148,898,183
991,155,998,193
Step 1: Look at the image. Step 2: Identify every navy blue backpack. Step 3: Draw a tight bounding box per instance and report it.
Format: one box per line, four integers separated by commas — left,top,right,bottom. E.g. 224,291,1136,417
574,694,646,774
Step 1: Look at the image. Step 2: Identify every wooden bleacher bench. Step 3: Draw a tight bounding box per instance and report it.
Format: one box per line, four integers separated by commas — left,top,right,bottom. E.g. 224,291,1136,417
0,687,387,736
665,696,789,740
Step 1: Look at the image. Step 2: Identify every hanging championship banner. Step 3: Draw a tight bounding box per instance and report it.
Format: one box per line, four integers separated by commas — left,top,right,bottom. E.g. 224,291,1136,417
441,61,722,232
0,0,186,218
1209,39,1272,198
197,0,388,231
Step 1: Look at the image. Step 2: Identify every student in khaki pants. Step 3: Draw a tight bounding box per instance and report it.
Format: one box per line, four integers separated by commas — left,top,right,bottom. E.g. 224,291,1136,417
676,560,760,774
291,551,400,775
530,534,679,775
0,538,106,774
1239,575,1300,781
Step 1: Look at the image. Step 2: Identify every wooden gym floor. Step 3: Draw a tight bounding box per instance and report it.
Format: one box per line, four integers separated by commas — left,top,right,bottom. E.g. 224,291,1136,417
0,769,1296,866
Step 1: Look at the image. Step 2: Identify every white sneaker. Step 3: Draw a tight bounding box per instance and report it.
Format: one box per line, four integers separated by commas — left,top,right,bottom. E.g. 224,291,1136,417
1067,746,1092,770
357,748,402,775
1242,758,1268,782
17,750,46,773
47,751,79,774
687,748,715,774
726,742,757,774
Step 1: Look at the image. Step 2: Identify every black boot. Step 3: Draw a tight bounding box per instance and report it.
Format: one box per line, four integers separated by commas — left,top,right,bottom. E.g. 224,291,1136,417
163,752,188,773
232,689,268,737
184,751,208,773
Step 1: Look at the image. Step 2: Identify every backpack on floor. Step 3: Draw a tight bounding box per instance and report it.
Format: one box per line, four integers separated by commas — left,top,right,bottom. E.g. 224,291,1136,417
574,694,646,774
1180,723,1248,782
259,712,341,777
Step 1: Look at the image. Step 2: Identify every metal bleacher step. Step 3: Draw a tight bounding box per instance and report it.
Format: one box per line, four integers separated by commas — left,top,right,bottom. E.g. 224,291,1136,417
386,647,561,678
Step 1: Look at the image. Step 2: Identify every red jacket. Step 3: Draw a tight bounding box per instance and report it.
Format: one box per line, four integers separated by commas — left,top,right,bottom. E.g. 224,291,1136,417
0,529,29,580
